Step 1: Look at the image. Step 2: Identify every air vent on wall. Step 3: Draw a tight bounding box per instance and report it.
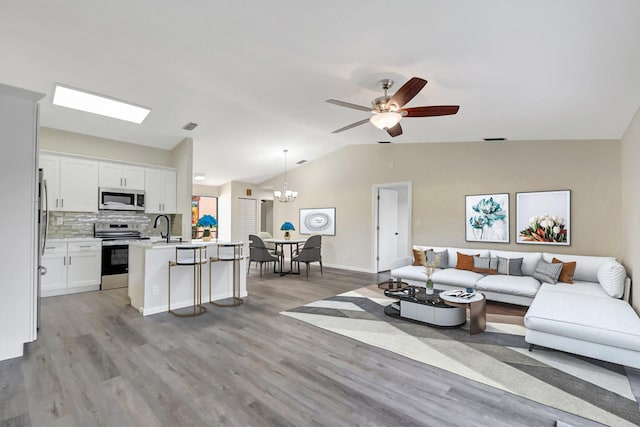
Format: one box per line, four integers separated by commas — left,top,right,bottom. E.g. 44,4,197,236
182,122,198,131
378,141,391,144
296,160,307,165
483,137,506,141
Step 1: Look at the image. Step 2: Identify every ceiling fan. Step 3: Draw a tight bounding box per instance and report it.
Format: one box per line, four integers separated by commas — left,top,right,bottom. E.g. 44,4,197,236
326,77,459,137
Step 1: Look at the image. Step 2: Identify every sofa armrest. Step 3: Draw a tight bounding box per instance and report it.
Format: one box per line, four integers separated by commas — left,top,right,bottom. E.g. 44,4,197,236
390,256,413,271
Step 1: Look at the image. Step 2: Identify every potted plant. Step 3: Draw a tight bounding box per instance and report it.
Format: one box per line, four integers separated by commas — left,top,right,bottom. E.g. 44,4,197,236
196,214,217,242
280,221,295,240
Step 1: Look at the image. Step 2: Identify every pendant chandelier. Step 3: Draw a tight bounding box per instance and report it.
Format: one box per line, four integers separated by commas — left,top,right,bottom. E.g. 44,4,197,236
274,149,298,203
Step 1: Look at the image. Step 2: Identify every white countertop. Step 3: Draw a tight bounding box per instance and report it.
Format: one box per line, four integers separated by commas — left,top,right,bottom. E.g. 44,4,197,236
47,237,101,242
130,239,243,250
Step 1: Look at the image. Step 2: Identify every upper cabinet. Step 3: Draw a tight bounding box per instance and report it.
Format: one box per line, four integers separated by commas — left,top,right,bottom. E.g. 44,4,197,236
145,168,177,214
40,154,99,212
99,162,145,190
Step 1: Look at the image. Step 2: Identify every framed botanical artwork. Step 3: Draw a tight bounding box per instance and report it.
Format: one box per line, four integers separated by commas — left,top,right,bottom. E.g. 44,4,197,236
465,193,509,243
299,207,336,236
516,190,570,245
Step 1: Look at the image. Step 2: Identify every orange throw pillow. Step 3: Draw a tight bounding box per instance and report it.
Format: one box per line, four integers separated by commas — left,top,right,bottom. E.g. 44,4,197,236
412,249,426,266
552,257,576,284
456,252,479,271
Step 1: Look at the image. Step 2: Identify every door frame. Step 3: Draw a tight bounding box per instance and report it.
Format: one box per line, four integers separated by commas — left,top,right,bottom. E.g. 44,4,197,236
372,181,412,272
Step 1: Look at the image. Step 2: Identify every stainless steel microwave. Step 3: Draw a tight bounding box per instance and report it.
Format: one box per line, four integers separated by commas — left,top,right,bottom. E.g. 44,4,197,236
98,188,145,211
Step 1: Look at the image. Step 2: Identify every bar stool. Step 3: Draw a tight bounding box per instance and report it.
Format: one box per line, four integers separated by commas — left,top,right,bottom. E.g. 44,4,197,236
168,245,208,317
209,242,243,307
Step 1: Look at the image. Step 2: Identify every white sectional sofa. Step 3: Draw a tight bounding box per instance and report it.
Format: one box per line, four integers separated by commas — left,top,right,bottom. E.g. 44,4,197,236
390,245,640,369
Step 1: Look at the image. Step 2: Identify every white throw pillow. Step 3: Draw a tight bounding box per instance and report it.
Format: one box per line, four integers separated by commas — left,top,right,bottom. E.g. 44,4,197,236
597,261,626,298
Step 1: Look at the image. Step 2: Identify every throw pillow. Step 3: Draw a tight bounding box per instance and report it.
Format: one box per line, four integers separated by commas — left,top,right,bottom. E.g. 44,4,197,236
455,252,478,271
427,250,448,268
552,257,576,284
412,249,427,266
472,256,498,275
533,259,563,284
497,257,524,276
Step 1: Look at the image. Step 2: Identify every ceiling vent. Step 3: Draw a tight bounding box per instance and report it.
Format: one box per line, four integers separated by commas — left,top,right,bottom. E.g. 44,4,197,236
483,137,506,141
182,122,198,131
296,160,307,165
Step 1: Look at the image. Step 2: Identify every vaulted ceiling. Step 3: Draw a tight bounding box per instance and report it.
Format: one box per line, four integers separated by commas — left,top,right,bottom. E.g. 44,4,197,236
2,1,639,186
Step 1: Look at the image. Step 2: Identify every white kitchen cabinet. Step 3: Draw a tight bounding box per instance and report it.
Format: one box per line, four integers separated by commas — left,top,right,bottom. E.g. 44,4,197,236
99,162,145,190
145,168,177,214
40,155,99,212
41,240,101,297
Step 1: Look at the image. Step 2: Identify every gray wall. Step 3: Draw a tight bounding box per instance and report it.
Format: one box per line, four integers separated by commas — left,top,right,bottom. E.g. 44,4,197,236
261,139,622,274
621,106,640,313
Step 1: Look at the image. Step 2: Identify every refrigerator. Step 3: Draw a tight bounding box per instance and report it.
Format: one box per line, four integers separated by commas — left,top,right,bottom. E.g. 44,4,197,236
37,168,48,329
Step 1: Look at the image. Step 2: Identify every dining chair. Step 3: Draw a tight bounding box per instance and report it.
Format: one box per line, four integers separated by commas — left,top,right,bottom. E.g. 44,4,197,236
258,231,280,256
248,234,279,277
292,234,323,278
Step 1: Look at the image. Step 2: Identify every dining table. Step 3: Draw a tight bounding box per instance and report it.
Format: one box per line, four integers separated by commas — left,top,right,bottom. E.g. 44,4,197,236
263,238,307,276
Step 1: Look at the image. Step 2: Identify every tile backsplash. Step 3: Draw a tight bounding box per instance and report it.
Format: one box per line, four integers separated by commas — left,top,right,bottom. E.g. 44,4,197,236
48,211,183,239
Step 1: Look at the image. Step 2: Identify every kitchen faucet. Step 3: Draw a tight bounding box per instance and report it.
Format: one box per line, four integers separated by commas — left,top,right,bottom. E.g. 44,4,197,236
153,214,171,243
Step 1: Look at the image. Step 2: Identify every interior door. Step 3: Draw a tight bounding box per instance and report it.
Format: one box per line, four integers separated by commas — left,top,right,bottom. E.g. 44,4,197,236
377,188,399,272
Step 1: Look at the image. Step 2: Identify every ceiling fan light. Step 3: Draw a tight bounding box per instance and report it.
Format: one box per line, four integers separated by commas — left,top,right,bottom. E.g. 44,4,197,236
370,111,402,130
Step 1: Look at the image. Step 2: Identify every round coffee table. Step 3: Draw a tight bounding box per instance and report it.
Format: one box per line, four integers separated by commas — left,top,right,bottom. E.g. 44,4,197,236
439,290,486,335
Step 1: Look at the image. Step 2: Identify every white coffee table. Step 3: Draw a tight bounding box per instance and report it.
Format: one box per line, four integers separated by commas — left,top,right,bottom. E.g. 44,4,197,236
439,290,486,335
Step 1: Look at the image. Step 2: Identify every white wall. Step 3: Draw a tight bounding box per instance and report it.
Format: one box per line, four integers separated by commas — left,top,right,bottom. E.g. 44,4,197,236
0,84,43,361
621,106,640,313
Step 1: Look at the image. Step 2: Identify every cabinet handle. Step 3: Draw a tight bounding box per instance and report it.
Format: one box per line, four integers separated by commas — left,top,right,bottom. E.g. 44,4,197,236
63,257,66,266
120,177,123,187
159,203,161,211
56,199,59,208
162,203,165,211
68,256,71,265
124,178,127,187
78,245,91,248
61,199,64,208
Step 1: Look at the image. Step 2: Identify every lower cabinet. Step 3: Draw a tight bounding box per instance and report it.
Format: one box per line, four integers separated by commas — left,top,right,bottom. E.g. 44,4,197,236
41,240,101,297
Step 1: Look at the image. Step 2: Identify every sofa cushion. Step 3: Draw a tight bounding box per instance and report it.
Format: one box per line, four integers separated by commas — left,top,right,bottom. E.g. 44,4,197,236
447,248,490,269
597,261,627,298
533,259,563,284
391,265,427,282
497,256,523,276
537,282,610,298
525,289,640,352
455,252,478,271
427,250,448,268
552,257,576,284
476,274,541,298
490,250,542,276
543,253,616,283
431,268,484,288
472,256,498,275
411,249,426,266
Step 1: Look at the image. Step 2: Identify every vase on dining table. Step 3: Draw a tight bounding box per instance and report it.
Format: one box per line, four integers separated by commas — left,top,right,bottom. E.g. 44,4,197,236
284,231,290,240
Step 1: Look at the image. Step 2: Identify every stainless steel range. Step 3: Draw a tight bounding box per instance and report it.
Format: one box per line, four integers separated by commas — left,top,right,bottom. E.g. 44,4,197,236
95,223,146,290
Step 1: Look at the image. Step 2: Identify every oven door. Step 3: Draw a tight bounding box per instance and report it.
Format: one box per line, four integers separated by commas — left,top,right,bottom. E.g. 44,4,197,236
102,244,129,276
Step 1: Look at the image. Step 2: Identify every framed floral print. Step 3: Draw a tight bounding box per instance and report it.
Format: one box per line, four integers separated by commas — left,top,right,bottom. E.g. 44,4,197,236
465,193,509,243
516,190,570,245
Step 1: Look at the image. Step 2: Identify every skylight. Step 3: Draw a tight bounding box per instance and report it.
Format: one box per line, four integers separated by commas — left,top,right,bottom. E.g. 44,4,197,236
52,84,150,124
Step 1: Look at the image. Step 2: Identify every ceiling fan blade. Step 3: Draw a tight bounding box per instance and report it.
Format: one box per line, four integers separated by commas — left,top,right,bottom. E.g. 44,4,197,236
388,77,427,108
331,118,370,133
386,123,403,137
326,99,372,112
400,105,460,117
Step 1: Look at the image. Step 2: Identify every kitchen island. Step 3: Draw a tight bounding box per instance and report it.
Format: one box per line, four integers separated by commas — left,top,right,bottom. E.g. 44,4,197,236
128,240,246,316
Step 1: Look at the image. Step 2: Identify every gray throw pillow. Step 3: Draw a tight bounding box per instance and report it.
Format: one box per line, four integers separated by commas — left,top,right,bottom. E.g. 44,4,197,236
473,256,498,270
497,257,524,276
533,259,563,284
426,250,448,268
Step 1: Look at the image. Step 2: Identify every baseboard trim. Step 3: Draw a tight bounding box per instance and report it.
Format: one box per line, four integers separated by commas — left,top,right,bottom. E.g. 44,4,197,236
323,263,374,274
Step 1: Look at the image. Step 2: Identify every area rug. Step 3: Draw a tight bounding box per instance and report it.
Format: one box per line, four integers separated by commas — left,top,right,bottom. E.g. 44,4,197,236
281,285,640,427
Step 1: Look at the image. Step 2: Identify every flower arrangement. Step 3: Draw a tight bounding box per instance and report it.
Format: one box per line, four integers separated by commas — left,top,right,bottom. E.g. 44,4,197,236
519,214,567,243
469,197,506,240
196,214,217,241
419,252,441,295
280,221,295,240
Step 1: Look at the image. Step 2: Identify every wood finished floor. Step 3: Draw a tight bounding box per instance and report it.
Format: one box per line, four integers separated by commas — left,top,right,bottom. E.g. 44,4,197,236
0,267,604,427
